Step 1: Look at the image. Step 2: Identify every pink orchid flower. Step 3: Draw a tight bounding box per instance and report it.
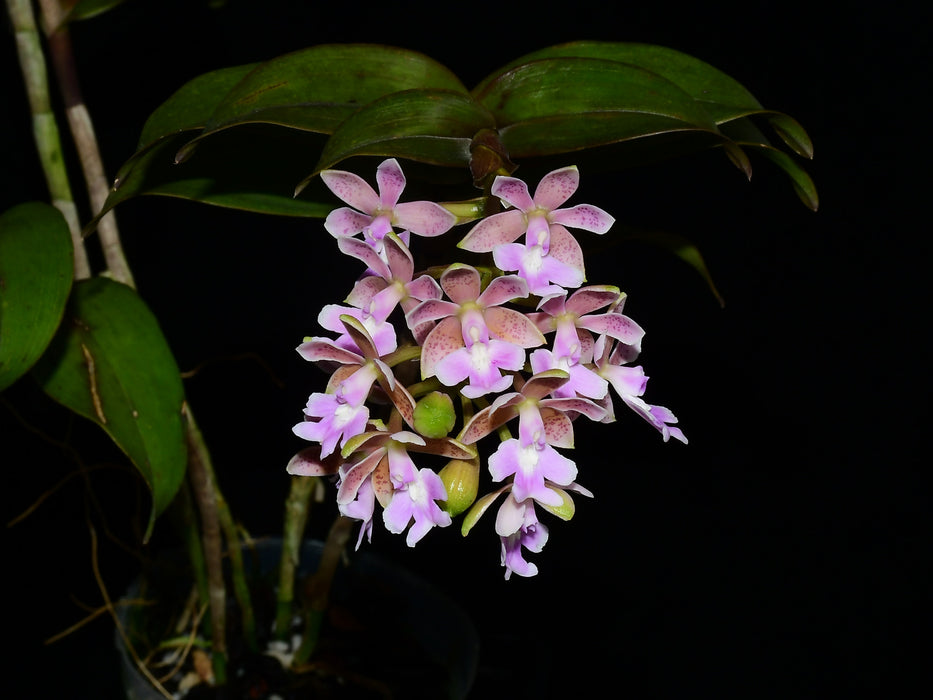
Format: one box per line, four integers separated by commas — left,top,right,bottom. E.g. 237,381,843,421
406,264,545,398
458,165,614,295
593,333,687,444
321,158,457,256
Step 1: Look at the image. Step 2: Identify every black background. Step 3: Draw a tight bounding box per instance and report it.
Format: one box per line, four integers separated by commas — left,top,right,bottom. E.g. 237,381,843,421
2,0,927,697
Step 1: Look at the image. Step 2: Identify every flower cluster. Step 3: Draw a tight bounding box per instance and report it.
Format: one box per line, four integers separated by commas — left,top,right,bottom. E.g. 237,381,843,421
287,158,686,579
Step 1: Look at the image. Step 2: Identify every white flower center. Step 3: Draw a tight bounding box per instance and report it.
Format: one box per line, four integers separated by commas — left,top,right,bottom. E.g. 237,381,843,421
518,443,540,473
469,341,492,371
521,245,545,274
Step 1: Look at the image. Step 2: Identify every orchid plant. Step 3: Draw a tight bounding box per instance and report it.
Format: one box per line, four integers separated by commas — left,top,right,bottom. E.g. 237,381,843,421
1,1,816,696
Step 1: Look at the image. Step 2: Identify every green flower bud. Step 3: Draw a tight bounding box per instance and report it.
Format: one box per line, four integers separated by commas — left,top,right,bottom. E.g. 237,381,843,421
412,391,456,439
438,458,480,517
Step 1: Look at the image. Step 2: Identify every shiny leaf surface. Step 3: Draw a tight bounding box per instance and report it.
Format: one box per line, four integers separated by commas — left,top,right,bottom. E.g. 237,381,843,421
31,278,187,538
300,89,496,192
0,203,74,391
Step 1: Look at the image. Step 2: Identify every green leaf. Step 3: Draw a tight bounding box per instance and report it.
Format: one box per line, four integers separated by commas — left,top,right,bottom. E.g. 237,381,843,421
176,44,469,162
474,56,725,160
0,202,74,392
299,89,495,192
86,126,334,234
743,143,820,211
618,227,726,307
61,0,131,23
477,41,816,207
31,277,187,539
475,41,765,124
136,63,261,150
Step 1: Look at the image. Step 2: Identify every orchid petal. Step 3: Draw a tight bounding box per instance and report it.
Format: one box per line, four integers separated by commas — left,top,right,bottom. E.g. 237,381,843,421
580,312,645,346
336,313,383,358
394,201,458,237
440,264,481,304
461,486,509,536
457,209,526,252
521,369,570,401
405,274,442,303
542,396,608,421
564,285,623,316
336,449,384,505
297,338,363,366
420,316,464,379
546,224,586,277
484,306,546,348
324,207,374,238
338,236,391,279
551,203,615,233
476,274,529,308
533,165,579,210
405,298,459,327
375,158,406,207
286,446,340,477
320,170,380,214
383,232,414,282
344,275,386,309
539,407,574,448
494,492,526,537
491,176,535,211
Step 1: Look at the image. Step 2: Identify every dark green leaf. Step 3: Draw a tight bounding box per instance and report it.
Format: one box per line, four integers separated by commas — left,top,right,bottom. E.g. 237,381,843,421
87,126,334,234
743,143,819,211
619,227,725,307
62,0,131,22
31,278,187,539
474,57,725,160
0,202,74,392
176,44,469,162
137,63,261,150
474,41,764,125
299,89,496,192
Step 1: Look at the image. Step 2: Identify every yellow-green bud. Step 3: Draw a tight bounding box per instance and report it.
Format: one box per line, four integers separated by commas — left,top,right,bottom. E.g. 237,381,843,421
412,391,456,439
438,458,480,517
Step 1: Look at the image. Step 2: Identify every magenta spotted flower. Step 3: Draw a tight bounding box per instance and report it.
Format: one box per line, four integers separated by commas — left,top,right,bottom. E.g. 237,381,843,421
458,166,615,296
407,264,545,398
322,158,457,256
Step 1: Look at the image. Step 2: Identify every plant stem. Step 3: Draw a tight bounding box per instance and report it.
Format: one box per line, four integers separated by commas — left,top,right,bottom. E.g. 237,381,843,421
292,514,353,666
36,0,135,287
184,405,227,685
275,475,318,640
5,0,89,279
206,459,258,652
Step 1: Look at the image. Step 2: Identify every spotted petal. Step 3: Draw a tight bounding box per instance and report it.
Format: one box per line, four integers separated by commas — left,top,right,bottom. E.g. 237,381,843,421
321,170,380,214
492,176,535,211
324,207,375,238
563,285,623,316
476,274,529,308
375,158,406,207
551,203,615,233
395,201,458,237
440,264,481,304
580,312,645,346
533,165,579,210
457,209,526,252
420,316,464,379
484,306,546,348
